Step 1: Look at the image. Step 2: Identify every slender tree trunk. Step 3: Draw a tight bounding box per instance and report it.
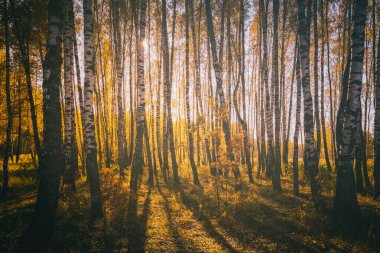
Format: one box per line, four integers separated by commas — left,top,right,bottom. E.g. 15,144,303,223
168,0,180,183
285,40,297,174
71,3,86,172
112,0,127,173
185,0,200,185
313,0,321,163
83,0,104,219
130,0,148,191
162,0,169,182
16,80,22,164
205,0,240,183
375,24,380,199
293,49,301,196
325,1,336,163
280,0,288,167
10,0,43,162
319,0,332,172
259,0,274,179
333,0,367,225
272,0,281,191
63,0,76,191
336,0,352,160
234,0,253,183
297,0,326,213
2,0,12,198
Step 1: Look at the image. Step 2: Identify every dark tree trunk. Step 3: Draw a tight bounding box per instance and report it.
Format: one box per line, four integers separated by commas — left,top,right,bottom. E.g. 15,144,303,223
297,0,326,213
2,0,12,198
21,0,64,249
185,0,200,185
333,0,367,225
374,23,380,199
293,47,301,196
131,0,148,191
272,0,282,191
83,0,104,219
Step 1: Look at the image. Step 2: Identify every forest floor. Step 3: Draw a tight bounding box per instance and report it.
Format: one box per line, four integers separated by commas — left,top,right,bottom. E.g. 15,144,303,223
1,155,380,252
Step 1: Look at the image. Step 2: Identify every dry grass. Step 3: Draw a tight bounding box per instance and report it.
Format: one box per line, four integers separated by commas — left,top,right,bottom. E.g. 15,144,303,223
1,156,380,252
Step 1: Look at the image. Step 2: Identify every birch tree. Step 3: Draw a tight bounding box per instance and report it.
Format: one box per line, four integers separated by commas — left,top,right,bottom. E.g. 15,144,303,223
130,0,148,191
83,0,103,219
22,0,64,248
333,0,367,224
297,0,326,213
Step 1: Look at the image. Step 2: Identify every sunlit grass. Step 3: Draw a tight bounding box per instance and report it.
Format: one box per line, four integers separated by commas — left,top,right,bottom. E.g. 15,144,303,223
1,156,379,252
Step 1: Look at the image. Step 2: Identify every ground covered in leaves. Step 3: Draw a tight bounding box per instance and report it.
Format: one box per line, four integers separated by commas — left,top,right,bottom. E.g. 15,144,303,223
1,156,380,252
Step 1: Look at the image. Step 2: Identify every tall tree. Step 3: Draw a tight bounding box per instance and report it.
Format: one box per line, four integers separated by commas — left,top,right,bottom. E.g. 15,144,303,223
63,0,76,191
297,0,326,213
272,0,281,191
280,0,289,166
10,0,42,161
113,0,128,173
333,0,367,224
313,0,321,163
185,0,200,185
168,0,180,183
83,0,103,219
130,0,148,191
161,0,180,183
21,0,64,248
293,48,301,196
1,0,12,198
259,0,274,179
205,0,240,181
375,22,380,199
319,0,333,172
234,0,253,183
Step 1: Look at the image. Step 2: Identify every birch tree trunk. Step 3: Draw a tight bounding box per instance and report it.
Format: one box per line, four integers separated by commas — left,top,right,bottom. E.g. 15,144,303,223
23,0,64,247
205,0,240,183
234,0,253,183
167,0,180,183
293,49,301,196
130,0,148,191
83,0,103,219
375,24,380,199
319,0,333,172
112,0,127,173
63,0,76,191
272,0,282,191
313,0,321,163
297,0,326,213
161,0,170,182
185,0,200,185
280,0,289,167
259,0,275,179
333,0,367,224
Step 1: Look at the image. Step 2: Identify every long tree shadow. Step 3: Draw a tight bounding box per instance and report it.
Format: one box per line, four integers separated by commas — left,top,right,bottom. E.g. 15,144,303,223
170,184,240,253
155,181,191,252
172,183,340,252
126,186,151,252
